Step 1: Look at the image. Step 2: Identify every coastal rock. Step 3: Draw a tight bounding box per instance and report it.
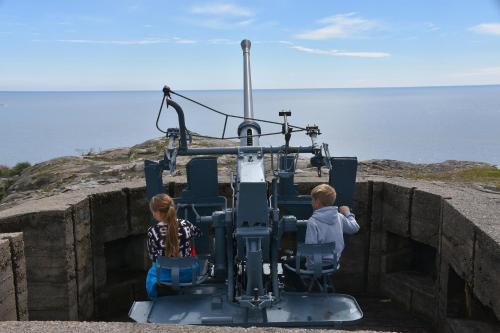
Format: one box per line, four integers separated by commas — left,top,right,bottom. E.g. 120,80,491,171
0,137,498,210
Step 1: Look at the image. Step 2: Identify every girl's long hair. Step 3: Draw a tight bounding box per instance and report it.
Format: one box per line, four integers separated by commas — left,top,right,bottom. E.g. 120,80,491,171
149,193,179,257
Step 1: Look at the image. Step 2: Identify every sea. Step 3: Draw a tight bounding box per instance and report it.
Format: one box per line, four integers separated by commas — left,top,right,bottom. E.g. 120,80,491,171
1,85,500,167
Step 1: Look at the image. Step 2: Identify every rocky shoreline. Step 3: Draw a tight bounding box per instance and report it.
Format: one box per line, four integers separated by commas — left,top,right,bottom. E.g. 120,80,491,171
1,136,498,211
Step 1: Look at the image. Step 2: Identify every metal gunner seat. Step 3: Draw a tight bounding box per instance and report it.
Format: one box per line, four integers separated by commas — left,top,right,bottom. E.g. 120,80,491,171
283,242,339,293
156,256,210,289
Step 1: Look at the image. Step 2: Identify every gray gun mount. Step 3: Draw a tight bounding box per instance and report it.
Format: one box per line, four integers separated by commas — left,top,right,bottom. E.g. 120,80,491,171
130,39,361,326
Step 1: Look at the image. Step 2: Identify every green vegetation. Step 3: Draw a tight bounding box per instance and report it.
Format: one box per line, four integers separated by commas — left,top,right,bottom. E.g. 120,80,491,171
0,162,31,201
0,162,31,178
409,166,500,189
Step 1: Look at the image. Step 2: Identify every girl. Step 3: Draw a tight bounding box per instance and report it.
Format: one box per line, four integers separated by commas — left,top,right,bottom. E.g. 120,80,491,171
145,193,201,300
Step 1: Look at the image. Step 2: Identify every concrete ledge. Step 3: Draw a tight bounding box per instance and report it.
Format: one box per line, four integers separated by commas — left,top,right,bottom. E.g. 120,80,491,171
0,321,388,333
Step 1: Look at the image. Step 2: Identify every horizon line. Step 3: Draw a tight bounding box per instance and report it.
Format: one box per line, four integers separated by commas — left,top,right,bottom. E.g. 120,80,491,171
1,83,500,93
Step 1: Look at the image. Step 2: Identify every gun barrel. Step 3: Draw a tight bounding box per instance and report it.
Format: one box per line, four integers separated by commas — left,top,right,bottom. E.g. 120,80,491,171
241,39,254,121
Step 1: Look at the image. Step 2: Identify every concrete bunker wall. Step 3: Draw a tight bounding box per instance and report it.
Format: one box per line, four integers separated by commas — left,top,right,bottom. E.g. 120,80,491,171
0,232,28,321
0,179,499,331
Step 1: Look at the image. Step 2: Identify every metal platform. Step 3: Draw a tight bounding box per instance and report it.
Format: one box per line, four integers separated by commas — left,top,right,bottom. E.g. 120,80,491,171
130,291,363,326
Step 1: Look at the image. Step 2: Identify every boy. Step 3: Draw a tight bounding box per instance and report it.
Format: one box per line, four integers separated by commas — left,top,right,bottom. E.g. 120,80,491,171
306,184,359,263
284,184,359,290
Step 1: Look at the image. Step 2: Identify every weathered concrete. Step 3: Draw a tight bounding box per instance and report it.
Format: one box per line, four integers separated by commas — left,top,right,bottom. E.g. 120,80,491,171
334,182,371,293
411,189,441,248
0,232,28,320
366,181,383,293
72,198,93,321
0,238,17,320
381,182,413,237
0,175,499,331
441,201,475,283
0,211,78,320
90,190,128,243
127,186,149,235
445,318,500,333
474,228,500,319
0,321,397,333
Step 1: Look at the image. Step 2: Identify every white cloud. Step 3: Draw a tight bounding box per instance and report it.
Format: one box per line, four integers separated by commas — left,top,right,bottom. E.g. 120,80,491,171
186,17,254,29
237,19,254,26
295,13,380,40
424,22,440,32
207,38,239,45
191,3,253,17
469,23,500,36
173,37,197,44
289,44,390,58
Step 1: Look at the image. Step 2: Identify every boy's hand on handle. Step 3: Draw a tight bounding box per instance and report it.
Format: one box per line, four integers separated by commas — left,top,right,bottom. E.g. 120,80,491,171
339,206,350,215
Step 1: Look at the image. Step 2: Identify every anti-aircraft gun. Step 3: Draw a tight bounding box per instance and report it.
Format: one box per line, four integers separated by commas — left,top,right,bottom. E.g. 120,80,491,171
129,39,363,326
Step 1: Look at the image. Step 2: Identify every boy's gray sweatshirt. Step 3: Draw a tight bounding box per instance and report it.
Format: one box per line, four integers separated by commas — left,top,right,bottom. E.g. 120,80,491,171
304,206,359,266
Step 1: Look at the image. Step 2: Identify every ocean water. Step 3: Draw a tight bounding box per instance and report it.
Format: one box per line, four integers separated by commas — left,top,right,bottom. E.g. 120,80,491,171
1,85,499,167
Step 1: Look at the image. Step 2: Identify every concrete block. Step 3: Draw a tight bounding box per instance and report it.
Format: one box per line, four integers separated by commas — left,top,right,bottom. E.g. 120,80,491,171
0,210,78,320
367,181,384,292
28,281,75,309
370,181,384,233
90,190,128,243
334,181,371,293
473,228,500,320
381,271,437,322
128,186,149,235
28,310,72,321
410,189,441,248
25,251,75,282
0,238,17,320
381,249,412,273
93,249,107,292
437,260,450,321
353,181,370,220
353,182,371,239
382,183,413,237
380,231,412,274
409,275,437,321
335,234,366,293
125,235,149,271
0,233,28,320
382,230,412,253
380,272,412,309
444,318,500,333
72,198,94,321
333,273,365,293
96,278,142,320
441,201,474,283
132,278,149,301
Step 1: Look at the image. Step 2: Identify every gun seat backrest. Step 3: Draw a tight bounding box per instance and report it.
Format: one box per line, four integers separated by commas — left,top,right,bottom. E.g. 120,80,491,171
156,256,210,289
283,242,339,292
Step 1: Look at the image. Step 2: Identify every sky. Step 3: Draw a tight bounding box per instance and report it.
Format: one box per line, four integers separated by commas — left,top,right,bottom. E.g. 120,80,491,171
1,0,500,90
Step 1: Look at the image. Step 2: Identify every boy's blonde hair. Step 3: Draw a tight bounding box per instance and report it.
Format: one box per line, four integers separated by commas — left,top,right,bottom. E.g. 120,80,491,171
311,184,337,207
